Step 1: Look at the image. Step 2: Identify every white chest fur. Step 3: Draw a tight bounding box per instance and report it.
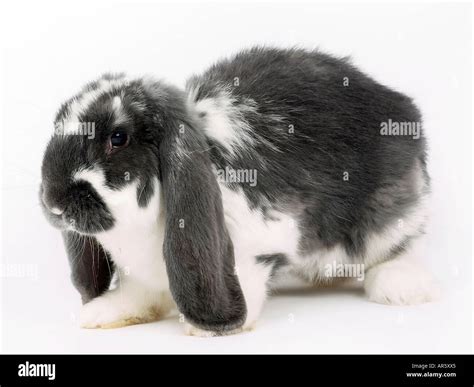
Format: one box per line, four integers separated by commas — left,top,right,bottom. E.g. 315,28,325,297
74,169,168,290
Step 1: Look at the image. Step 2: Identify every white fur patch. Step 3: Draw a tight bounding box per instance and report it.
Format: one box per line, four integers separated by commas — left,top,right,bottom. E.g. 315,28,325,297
219,183,300,258
61,77,129,135
74,167,174,328
112,95,122,111
364,236,440,305
110,95,129,126
218,183,300,327
192,88,256,155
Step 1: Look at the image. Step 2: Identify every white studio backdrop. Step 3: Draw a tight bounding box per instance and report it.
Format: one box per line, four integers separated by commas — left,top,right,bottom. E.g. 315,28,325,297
0,1,472,353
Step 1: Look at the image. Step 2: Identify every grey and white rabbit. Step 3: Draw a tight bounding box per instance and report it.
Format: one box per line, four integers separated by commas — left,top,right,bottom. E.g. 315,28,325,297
40,46,438,336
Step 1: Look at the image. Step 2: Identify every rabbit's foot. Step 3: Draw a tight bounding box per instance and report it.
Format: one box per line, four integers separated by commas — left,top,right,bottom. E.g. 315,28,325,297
80,287,174,329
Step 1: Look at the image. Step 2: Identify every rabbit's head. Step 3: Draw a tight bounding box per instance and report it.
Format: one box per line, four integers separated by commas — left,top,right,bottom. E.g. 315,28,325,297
40,73,247,333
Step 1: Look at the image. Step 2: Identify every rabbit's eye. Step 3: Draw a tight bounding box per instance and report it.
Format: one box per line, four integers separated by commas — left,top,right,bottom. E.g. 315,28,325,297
110,131,129,148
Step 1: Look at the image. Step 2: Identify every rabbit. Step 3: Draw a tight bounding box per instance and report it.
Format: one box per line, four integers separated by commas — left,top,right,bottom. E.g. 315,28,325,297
40,46,439,336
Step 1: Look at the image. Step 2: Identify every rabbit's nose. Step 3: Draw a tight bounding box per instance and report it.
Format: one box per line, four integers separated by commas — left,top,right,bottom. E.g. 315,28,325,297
41,182,65,216
49,206,64,215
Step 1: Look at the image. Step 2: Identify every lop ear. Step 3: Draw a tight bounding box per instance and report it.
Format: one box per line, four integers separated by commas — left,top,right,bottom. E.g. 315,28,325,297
159,119,247,333
62,231,115,304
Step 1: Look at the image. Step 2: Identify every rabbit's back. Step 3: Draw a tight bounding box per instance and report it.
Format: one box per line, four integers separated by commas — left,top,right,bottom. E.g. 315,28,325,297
187,46,429,277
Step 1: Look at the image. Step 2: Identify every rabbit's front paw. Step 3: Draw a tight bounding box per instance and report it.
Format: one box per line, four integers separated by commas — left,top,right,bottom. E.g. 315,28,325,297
80,295,147,329
79,288,172,329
